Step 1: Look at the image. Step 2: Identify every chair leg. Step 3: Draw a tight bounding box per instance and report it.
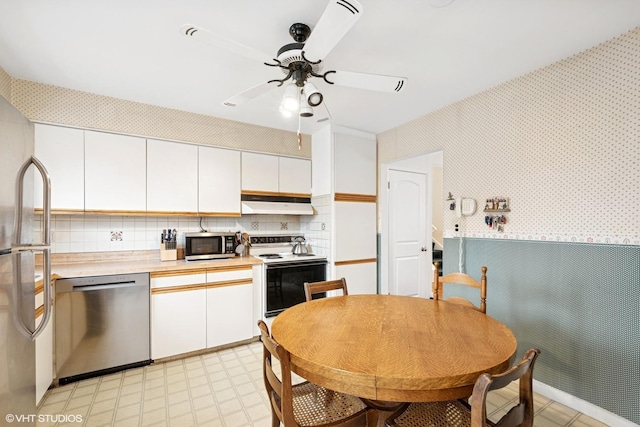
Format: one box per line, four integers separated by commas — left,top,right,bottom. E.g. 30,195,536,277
271,409,280,427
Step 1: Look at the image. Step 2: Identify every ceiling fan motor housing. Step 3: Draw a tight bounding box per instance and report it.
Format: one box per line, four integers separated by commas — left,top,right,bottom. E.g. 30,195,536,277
289,23,311,43
276,42,323,85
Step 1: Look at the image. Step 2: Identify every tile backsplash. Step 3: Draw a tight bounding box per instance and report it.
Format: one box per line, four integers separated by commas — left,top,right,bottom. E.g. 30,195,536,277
36,214,302,254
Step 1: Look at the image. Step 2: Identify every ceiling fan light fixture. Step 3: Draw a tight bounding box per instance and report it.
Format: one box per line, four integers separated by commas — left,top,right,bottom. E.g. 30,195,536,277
303,82,323,107
299,105,314,117
279,104,293,117
283,83,300,111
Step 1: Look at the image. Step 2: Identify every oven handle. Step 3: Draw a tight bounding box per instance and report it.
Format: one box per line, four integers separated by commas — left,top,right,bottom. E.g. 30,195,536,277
264,260,328,269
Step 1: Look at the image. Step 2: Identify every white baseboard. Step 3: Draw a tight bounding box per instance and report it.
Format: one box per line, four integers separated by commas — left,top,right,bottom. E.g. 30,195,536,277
534,380,639,427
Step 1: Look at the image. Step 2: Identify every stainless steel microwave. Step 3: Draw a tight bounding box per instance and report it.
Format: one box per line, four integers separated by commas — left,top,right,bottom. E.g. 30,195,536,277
184,232,237,261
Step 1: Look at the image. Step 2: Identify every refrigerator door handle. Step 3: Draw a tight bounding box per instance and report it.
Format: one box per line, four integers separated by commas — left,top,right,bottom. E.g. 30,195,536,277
14,155,51,246
12,249,52,340
32,247,52,340
13,156,52,340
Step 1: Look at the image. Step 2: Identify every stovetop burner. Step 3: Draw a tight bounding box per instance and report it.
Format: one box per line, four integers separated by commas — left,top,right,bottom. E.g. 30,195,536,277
258,254,282,259
294,253,315,257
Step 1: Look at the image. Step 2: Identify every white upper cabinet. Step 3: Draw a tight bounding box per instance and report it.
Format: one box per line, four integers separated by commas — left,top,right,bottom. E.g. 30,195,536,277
84,130,146,213
241,152,279,193
279,156,311,195
334,133,376,195
147,139,198,214
199,146,241,215
241,152,311,195
34,124,84,212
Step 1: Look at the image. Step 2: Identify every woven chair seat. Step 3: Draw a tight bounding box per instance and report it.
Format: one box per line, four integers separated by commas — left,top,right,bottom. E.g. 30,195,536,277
390,399,491,427
286,381,367,426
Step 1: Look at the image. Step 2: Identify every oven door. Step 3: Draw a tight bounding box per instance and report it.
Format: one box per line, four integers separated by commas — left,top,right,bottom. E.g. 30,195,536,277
264,260,327,317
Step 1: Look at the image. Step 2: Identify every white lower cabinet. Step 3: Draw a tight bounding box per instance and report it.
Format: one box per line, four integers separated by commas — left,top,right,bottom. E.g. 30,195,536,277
151,266,254,360
206,267,253,348
335,262,377,295
151,271,207,359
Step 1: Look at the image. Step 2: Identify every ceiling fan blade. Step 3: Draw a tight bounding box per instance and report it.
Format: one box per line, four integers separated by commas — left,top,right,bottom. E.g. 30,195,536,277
180,24,271,63
222,81,276,107
328,70,407,93
302,0,363,62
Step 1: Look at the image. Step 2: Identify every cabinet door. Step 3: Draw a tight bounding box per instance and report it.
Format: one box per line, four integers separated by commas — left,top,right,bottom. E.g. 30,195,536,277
206,284,253,348
151,271,207,359
334,133,376,195
35,284,54,405
335,262,377,295
34,124,84,212
147,139,198,215
241,152,278,193
85,131,146,213
279,157,311,196
335,201,377,261
206,267,253,348
151,290,207,359
199,146,241,215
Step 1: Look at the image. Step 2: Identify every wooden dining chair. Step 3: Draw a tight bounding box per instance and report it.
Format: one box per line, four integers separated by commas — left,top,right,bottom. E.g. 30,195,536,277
304,277,348,302
257,320,367,427
433,262,487,313
386,348,541,427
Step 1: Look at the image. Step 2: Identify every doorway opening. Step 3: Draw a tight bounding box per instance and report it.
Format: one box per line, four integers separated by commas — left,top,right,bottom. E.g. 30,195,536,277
379,151,443,296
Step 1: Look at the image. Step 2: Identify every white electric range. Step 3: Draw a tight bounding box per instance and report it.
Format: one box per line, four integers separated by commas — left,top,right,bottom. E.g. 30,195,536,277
250,234,327,317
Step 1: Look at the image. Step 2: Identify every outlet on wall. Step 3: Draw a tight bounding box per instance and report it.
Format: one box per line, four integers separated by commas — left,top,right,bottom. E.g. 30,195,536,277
110,231,123,241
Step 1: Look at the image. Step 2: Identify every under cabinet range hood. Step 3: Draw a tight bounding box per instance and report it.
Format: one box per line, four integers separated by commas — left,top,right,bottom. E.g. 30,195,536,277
241,194,314,215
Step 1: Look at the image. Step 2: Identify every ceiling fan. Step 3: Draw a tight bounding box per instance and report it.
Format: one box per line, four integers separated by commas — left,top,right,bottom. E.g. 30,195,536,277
180,0,407,122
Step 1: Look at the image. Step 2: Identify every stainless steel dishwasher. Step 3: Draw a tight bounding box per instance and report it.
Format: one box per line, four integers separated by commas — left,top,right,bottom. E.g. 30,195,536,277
55,273,150,384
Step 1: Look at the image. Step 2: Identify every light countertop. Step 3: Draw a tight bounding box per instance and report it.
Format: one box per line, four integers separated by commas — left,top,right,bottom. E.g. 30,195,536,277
38,250,262,279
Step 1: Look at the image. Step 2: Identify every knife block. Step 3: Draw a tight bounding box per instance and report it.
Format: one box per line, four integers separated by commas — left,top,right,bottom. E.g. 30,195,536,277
160,242,177,261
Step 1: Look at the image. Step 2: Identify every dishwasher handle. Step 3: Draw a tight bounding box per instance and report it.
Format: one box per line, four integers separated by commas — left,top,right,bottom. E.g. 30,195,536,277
72,281,137,292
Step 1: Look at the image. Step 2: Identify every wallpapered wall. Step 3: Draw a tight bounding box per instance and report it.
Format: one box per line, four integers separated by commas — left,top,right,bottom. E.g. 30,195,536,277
378,27,640,246
5,77,311,158
0,66,10,101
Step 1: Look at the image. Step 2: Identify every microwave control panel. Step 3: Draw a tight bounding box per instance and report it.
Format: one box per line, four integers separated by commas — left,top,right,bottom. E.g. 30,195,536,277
224,235,237,253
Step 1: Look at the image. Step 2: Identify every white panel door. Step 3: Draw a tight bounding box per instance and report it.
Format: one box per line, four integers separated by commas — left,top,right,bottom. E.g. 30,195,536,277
241,152,278,193
34,124,84,211
335,201,377,261
279,157,311,195
147,139,198,214
199,146,241,214
388,170,429,297
334,133,376,195
85,131,146,212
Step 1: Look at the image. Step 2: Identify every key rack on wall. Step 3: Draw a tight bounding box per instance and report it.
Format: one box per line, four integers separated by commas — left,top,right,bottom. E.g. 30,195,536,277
484,197,510,232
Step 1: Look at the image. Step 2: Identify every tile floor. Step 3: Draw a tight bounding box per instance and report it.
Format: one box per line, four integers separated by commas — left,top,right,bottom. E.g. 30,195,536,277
37,341,610,427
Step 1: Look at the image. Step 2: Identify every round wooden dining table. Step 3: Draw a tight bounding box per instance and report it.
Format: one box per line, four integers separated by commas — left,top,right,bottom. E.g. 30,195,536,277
271,294,517,417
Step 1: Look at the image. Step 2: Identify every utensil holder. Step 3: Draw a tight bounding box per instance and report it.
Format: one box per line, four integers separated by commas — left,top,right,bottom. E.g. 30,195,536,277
160,242,177,261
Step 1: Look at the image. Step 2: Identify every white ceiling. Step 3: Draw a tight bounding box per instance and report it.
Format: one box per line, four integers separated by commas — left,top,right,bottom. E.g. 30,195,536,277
1,0,639,135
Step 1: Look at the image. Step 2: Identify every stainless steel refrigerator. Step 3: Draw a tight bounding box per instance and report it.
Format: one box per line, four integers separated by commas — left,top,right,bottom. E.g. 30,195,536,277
0,95,52,424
